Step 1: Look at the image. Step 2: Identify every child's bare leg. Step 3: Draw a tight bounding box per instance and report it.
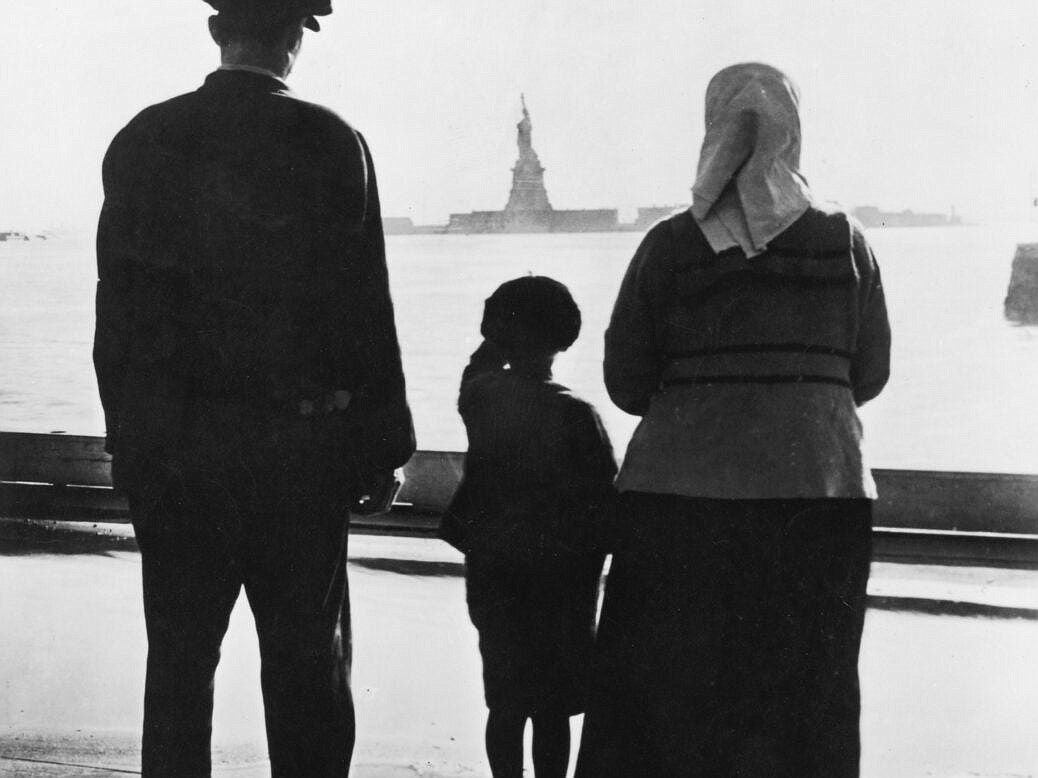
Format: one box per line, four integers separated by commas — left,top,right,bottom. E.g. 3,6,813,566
486,709,526,778
531,712,570,778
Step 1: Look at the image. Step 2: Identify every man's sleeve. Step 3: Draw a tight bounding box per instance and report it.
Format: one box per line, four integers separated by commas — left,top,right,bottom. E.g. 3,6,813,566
347,132,416,470
603,223,671,416
93,137,136,455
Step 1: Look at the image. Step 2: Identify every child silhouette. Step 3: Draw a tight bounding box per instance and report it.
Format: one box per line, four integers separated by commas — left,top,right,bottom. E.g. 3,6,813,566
440,276,616,778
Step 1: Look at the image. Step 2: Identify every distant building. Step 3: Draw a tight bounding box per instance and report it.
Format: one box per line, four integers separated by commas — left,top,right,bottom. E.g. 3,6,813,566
382,216,448,236
446,208,619,234
635,205,687,229
852,206,963,229
382,217,416,235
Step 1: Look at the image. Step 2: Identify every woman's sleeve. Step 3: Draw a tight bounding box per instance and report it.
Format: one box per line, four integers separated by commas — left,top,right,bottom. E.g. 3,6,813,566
603,223,671,415
850,226,891,406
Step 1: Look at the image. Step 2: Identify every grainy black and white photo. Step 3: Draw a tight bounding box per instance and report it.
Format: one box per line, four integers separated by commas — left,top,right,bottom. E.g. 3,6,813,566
0,1,1036,776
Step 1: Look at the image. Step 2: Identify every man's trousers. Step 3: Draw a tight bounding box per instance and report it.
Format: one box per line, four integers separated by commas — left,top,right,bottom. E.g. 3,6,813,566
130,452,355,778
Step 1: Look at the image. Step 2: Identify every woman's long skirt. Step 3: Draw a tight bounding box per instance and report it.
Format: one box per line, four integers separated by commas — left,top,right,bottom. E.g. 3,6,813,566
574,494,872,778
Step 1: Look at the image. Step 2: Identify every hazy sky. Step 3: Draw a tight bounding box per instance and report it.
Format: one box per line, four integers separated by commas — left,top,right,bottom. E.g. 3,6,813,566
3,0,1037,230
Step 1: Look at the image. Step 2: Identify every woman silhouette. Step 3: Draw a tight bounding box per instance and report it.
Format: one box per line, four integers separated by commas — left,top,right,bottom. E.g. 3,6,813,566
575,63,891,778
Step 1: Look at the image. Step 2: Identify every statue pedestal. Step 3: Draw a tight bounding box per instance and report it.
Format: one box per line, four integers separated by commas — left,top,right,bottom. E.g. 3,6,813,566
1004,243,1038,323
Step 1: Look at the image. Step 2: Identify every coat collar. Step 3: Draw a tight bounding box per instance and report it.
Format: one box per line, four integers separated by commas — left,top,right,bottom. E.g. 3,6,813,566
203,67,294,96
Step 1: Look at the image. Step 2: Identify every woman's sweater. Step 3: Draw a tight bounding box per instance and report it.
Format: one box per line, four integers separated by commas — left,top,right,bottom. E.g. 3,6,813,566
605,206,890,499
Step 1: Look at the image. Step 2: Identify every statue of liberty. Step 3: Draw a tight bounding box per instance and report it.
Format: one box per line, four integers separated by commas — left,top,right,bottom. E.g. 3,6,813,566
505,94,552,214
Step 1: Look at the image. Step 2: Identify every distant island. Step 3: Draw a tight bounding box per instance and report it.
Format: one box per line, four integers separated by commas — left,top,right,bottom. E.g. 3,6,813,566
384,97,686,235
0,230,50,242
851,205,963,229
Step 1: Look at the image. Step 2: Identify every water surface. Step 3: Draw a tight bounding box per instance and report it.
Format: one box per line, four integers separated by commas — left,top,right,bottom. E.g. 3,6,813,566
2,223,1037,472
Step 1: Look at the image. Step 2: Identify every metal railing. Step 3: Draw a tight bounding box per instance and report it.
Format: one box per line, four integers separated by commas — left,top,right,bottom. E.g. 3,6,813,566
1,431,1036,567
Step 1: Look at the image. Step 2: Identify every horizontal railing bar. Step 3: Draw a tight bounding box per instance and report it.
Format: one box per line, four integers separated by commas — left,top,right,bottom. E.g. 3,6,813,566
872,529,1038,569
1,434,1036,562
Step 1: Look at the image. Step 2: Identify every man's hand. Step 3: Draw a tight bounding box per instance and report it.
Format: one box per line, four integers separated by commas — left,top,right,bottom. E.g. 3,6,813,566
351,468,404,516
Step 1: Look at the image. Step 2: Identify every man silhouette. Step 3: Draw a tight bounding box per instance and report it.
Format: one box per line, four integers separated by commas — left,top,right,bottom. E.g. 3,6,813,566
93,2,414,774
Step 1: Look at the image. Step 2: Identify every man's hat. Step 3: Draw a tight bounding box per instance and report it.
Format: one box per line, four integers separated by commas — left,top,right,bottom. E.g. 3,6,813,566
204,0,332,31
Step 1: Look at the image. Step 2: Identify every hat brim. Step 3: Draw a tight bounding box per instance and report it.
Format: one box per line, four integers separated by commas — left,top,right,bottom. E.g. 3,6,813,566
303,15,320,31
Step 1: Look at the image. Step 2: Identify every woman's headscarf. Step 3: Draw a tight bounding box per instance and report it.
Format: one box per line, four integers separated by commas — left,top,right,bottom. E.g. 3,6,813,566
690,63,812,258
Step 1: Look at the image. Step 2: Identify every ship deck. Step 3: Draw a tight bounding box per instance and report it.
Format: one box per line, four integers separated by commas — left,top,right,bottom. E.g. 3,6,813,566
1,519,1036,778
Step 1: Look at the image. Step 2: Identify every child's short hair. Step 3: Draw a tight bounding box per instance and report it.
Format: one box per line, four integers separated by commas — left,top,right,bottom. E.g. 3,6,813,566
481,275,581,354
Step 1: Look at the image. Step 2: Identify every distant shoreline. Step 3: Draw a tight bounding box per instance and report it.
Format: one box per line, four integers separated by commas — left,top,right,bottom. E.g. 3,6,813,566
382,204,968,236
851,206,963,229
0,231,45,242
